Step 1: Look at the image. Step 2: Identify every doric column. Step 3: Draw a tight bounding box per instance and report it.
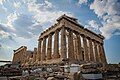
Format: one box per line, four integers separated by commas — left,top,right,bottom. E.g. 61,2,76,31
98,43,102,62
101,43,107,64
41,37,46,61
37,39,42,61
33,48,37,62
74,37,78,60
61,27,67,59
67,29,75,60
98,43,107,64
54,30,60,58
88,38,94,61
82,35,89,61
93,41,99,62
76,33,83,61
47,34,52,60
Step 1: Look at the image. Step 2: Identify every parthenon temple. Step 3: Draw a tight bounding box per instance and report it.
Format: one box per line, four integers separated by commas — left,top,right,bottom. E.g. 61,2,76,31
13,14,107,66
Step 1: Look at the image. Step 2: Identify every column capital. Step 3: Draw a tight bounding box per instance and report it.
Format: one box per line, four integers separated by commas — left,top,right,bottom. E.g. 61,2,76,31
80,34,86,37
66,27,72,31
93,39,100,45
55,29,59,33
74,31,79,35
86,36,91,40
48,33,53,37
49,32,54,35
93,40,98,46
39,38,43,41
98,41,104,46
44,35,48,39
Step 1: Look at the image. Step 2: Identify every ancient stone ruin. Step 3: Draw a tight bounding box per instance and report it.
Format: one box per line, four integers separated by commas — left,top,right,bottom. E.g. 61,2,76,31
13,14,107,67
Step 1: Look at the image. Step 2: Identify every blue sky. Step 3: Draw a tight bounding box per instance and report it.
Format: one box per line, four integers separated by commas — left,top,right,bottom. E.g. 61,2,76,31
0,0,120,64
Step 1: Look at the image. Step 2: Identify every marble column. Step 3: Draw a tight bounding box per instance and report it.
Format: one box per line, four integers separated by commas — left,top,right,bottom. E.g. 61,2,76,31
68,29,75,60
74,37,78,60
93,41,99,62
41,37,46,61
54,30,60,58
102,44,107,64
98,43,102,62
88,38,94,61
82,35,89,61
99,43,107,64
37,39,42,61
47,34,52,60
33,48,37,62
61,27,67,59
76,34,83,61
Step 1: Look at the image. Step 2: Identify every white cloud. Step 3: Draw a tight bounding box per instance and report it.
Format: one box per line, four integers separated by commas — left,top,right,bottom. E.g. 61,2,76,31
0,1,43,39
27,1,40,13
0,44,14,61
0,0,5,4
90,0,107,17
100,17,120,39
22,0,36,3
78,0,88,4
0,0,72,39
33,11,72,25
11,14,43,39
85,20,101,34
90,0,120,39
0,6,7,13
28,0,71,29
28,1,73,29
14,2,21,8
44,0,53,9
0,30,9,38
88,20,101,29
7,12,18,31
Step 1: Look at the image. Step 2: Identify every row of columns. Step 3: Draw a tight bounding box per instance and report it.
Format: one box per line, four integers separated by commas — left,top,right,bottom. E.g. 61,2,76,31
36,27,107,64
81,35,107,63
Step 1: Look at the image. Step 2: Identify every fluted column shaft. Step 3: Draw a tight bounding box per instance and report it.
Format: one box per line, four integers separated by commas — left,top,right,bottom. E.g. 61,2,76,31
99,43,107,64
61,27,67,59
33,48,37,62
88,38,94,61
101,44,107,64
54,30,60,58
76,34,83,61
94,41,99,62
41,37,46,61
74,37,78,60
37,39,42,61
98,43,102,62
68,29,75,60
47,34,52,60
83,35,89,61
